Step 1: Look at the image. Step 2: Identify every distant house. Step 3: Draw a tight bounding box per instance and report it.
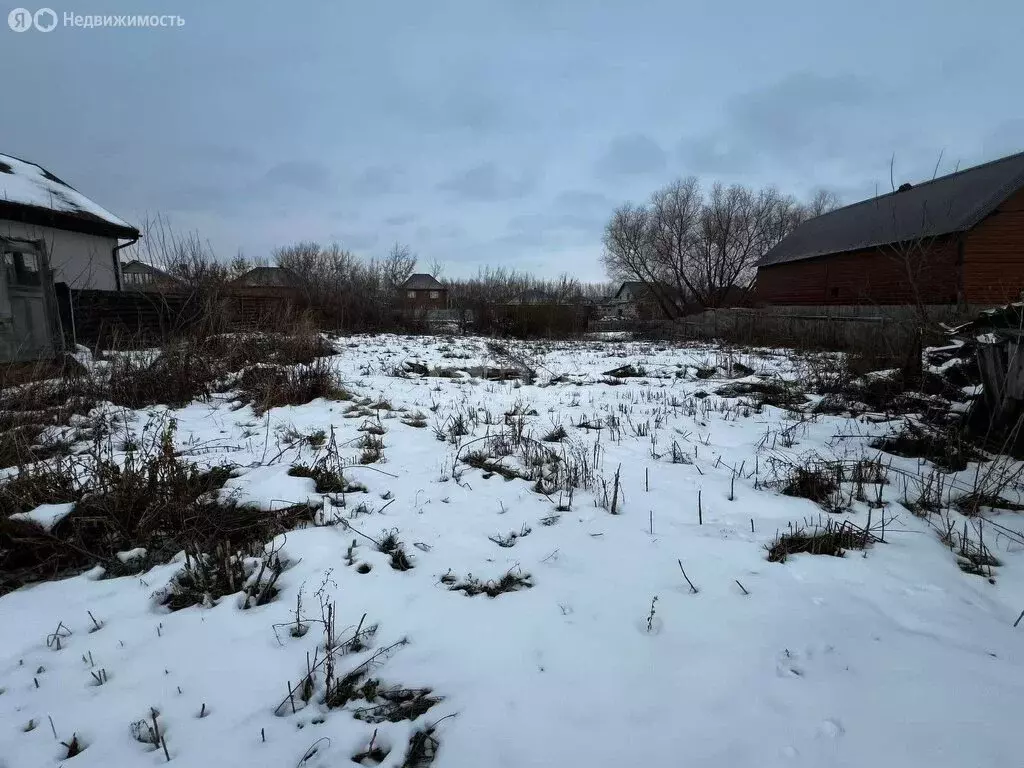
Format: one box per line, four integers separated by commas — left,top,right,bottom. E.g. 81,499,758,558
120,260,182,291
757,150,1024,307
399,273,447,310
231,266,303,288
610,281,682,320
0,153,139,291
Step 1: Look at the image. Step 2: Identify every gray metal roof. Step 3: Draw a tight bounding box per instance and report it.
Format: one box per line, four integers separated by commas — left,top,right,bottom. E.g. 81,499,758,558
759,151,1024,268
401,273,444,290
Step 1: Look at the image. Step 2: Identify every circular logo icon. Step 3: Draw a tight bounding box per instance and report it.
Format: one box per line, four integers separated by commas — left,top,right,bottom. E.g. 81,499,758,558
8,7,33,31
34,7,57,31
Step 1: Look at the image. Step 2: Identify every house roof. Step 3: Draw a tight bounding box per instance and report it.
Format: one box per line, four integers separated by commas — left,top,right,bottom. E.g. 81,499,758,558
0,153,139,240
614,281,647,298
614,281,682,300
759,150,1024,268
401,273,444,290
121,260,170,276
232,266,302,287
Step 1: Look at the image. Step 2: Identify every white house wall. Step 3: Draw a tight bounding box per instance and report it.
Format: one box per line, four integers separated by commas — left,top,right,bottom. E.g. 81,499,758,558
0,219,119,290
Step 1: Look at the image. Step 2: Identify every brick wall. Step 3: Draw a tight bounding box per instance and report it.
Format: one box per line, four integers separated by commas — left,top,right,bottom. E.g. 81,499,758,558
399,289,448,310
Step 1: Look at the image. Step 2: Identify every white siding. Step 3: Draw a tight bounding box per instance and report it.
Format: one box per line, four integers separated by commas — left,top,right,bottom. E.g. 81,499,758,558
0,219,120,290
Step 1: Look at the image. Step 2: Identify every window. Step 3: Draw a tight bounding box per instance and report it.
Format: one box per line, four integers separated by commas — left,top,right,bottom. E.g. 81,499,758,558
407,290,416,299
429,290,439,299
3,250,41,287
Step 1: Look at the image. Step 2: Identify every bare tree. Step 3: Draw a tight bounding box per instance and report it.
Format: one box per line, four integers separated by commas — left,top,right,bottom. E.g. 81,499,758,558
428,258,444,279
603,179,827,318
228,252,251,279
805,188,842,218
647,177,703,315
380,242,417,290
133,213,230,289
601,202,677,316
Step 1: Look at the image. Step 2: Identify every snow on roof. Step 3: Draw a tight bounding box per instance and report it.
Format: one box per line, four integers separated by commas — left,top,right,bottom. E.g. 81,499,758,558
0,153,137,238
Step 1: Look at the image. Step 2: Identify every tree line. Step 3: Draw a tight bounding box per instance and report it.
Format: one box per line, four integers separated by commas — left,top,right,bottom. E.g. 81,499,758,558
602,178,839,319
128,215,615,332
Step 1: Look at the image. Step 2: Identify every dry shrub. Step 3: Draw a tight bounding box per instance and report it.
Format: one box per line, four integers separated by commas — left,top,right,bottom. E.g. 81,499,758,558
287,427,367,494
378,529,412,571
0,426,46,472
954,492,1024,516
0,375,99,416
871,421,985,473
101,314,336,411
107,345,219,408
767,519,871,562
353,686,442,724
200,318,335,370
401,726,441,768
781,465,840,506
0,367,102,469
159,540,288,611
443,569,532,597
0,419,311,594
400,412,428,428
236,357,349,413
542,425,568,442
0,452,84,519
715,379,807,410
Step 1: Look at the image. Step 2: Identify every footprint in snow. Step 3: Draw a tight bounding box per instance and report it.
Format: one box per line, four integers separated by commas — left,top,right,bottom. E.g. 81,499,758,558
817,718,845,740
775,649,804,678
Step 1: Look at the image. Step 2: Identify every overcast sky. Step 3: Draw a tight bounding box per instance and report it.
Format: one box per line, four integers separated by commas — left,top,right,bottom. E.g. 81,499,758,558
3,0,1022,280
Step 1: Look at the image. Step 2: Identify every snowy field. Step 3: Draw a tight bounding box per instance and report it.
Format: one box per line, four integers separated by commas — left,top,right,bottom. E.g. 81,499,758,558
2,333,1023,768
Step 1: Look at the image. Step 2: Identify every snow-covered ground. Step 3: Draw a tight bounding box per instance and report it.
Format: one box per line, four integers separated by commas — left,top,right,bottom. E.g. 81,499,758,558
2,334,1023,768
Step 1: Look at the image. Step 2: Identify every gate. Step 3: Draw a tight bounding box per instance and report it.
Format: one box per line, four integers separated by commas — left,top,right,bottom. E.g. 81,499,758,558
0,237,61,362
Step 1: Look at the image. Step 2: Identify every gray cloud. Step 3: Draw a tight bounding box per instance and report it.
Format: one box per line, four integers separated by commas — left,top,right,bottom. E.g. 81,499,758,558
596,134,667,178
1,1,1020,279
264,160,332,193
162,182,238,213
552,190,615,213
679,136,759,175
416,223,464,242
443,91,506,135
678,73,881,176
330,231,380,251
188,143,257,167
507,212,598,235
437,162,536,201
352,166,404,196
499,189,611,251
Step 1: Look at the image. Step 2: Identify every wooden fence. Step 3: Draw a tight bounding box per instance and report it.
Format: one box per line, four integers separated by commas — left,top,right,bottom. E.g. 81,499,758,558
667,305,975,366
64,288,300,348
